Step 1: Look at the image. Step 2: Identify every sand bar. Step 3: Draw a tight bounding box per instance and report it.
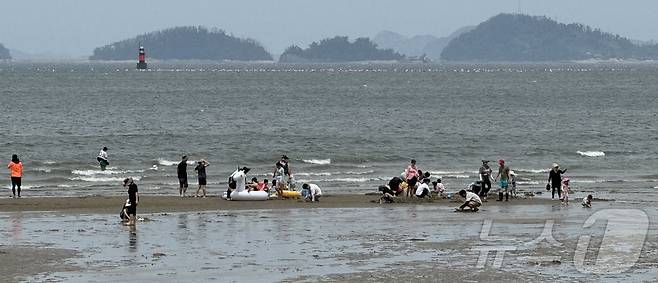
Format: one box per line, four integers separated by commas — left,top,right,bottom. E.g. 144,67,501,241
0,195,554,213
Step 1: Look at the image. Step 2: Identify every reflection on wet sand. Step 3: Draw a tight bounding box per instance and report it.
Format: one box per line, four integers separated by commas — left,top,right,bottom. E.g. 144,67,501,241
1,202,656,282
128,225,137,253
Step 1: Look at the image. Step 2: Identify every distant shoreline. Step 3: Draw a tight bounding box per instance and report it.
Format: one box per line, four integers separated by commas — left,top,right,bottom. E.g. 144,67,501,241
3,59,658,65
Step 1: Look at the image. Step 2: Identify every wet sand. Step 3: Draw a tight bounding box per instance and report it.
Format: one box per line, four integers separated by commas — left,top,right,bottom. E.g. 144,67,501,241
1,201,655,283
0,246,79,283
0,194,554,213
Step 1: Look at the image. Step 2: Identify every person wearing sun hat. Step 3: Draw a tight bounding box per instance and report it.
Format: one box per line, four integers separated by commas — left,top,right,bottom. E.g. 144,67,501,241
548,163,568,199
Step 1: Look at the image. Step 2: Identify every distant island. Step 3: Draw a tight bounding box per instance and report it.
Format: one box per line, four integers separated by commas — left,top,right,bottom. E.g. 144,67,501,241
279,36,404,63
89,26,272,61
0,43,10,60
372,26,473,60
441,13,658,62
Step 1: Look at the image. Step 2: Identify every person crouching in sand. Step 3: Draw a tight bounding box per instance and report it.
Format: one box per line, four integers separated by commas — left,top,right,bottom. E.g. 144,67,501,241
303,183,322,202
415,178,431,198
456,189,482,212
582,194,593,208
123,178,139,226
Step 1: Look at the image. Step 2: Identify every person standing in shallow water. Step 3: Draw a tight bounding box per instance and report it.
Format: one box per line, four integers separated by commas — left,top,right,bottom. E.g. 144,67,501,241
123,178,139,226
548,163,567,199
97,147,109,171
7,154,23,198
494,159,511,202
177,155,188,197
194,159,210,198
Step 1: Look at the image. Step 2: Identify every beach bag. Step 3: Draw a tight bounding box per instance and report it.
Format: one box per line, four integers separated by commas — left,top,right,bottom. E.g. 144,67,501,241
546,183,551,191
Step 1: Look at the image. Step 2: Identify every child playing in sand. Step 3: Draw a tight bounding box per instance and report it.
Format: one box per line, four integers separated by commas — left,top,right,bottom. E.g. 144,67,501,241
259,179,270,192
433,178,445,196
415,178,431,198
456,189,482,212
582,194,593,208
509,171,517,198
303,183,322,202
561,178,570,205
247,177,260,192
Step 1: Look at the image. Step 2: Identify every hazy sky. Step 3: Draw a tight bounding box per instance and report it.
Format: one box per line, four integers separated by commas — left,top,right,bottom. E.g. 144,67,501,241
1,0,657,58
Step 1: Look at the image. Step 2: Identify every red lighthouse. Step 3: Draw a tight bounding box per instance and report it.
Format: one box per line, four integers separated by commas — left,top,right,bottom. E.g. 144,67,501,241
136,46,147,69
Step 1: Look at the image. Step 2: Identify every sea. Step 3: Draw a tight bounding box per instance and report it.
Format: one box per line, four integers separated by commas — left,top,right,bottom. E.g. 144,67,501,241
1,62,657,202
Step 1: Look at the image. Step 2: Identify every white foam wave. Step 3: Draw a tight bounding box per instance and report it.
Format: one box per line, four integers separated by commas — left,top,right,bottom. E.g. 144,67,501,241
294,170,374,177
429,170,467,175
294,172,332,176
302,159,331,165
72,169,144,176
57,184,74,188
36,167,52,173
517,181,540,185
344,170,375,175
517,168,550,174
157,159,177,166
43,161,57,165
654,186,658,189
443,174,471,179
577,151,605,157
299,177,382,183
157,158,197,166
69,176,142,182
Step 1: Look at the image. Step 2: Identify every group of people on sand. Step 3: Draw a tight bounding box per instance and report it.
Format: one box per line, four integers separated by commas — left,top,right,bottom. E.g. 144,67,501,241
378,159,594,211
474,159,516,202
176,155,210,198
224,155,322,202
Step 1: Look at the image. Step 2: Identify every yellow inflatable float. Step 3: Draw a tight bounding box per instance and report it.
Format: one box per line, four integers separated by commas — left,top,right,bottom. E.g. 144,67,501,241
280,190,301,198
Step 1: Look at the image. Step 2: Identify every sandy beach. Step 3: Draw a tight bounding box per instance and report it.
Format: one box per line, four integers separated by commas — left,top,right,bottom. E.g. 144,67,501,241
0,194,554,213
1,196,656,283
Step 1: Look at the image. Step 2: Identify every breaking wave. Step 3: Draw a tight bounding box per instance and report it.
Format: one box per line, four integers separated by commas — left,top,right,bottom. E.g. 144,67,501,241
577,151,605,157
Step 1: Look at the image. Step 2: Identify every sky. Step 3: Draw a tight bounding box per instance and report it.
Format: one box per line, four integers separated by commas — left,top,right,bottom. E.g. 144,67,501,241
1,0,657,58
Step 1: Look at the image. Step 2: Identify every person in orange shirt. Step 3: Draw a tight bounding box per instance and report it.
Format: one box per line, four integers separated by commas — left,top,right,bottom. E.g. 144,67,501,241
7,154,23,198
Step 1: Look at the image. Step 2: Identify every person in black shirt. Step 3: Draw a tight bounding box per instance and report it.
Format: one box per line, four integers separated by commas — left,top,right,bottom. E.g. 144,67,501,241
194,159,210,198
548,163,567,199
388,177,404,196
123,178,139,226
177,155,188,197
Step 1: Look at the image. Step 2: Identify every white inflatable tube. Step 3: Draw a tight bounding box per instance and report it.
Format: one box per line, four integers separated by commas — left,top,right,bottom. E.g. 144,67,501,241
224,190,269,201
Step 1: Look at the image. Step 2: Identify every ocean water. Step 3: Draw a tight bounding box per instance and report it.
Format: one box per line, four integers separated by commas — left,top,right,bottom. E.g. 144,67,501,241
0,62,657,201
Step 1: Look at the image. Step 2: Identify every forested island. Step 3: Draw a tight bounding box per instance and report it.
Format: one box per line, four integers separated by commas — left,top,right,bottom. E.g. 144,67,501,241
0,43,11,60
279,36,404,63
441,13,658,62
89,26,272,61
